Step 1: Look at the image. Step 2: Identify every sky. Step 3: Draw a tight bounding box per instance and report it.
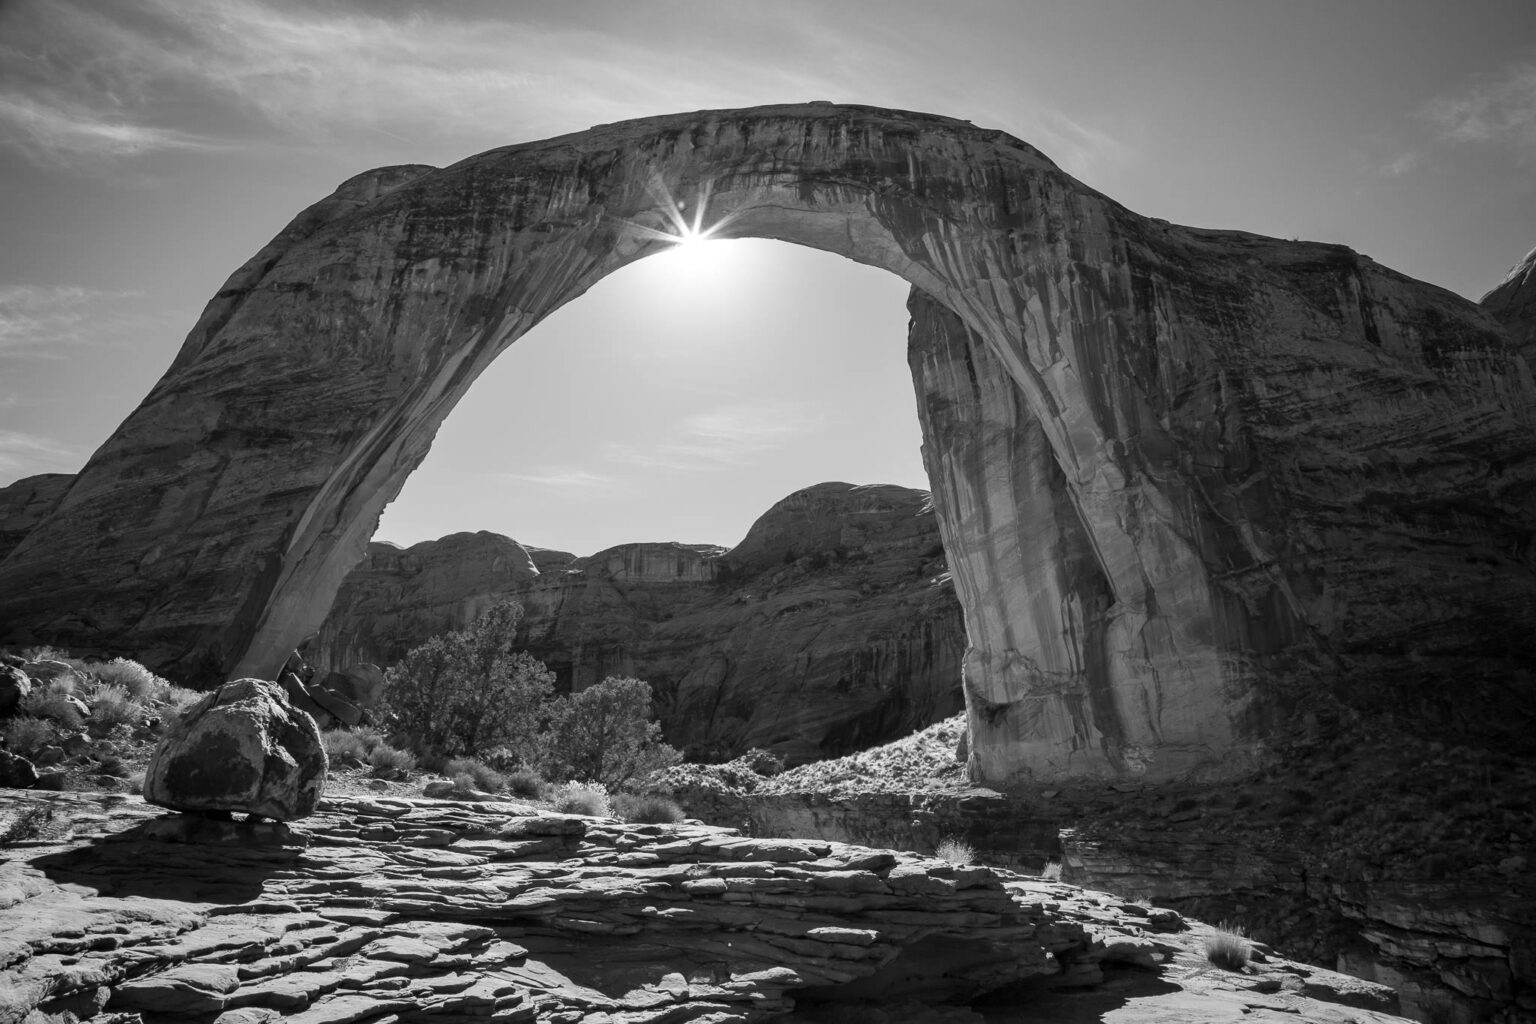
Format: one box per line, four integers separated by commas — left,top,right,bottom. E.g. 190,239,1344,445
1,0,1534,557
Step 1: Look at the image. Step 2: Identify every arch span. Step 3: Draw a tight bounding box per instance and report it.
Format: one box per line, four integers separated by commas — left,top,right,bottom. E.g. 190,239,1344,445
2,103,1533,781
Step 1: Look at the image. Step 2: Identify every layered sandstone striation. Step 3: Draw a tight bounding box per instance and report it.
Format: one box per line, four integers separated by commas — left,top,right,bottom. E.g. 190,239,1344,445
1,103,1532,783
0,473,69,564
307,483,965,763
0,788,1410,1024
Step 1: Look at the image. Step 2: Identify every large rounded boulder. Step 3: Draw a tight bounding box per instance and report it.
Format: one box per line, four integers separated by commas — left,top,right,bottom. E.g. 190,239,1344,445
143,678,327,820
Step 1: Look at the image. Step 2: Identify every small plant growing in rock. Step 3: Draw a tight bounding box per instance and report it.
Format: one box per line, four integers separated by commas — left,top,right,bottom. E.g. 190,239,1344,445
935,837,976,865
87,684,140,731
1040,858,1063,880
0,803,55,845
1204,923,1251,971
91,658,162,701
549,781,611,817
21,686,85,730
611,792,684,824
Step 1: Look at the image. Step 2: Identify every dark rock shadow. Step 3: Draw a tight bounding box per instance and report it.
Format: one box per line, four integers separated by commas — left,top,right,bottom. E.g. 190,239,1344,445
30,814,304,904
968,964,1186,1023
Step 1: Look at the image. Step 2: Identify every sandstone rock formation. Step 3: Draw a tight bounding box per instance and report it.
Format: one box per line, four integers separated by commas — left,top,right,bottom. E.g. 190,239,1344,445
0,472,69,563
143,678,327,820
0,788,1411,1023
1,103,1532,784
1483,245,1536,363
307,483,964,763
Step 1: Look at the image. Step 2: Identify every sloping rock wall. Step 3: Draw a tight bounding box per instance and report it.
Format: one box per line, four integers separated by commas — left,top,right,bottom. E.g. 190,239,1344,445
1,103,1533,784
0,473,70,564
307,483,965,764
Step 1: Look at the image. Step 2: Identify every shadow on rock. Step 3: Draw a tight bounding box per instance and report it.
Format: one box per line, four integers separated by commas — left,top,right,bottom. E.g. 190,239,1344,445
31,812,305,904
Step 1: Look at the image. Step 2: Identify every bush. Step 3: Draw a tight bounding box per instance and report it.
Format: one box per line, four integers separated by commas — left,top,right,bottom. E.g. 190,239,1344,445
323,729,371,765
505,768,547,799
19,688,84,731
1,716,54,758
737,748,785,776
445,757,505,793
538,676,682,789
96,753,128,778
88,684,140,731
92,658,161,701
935,836,976,865
611,792,684,824
382,603,554,756
549,781,611,817
1205,924,1251,971
368,744,417,776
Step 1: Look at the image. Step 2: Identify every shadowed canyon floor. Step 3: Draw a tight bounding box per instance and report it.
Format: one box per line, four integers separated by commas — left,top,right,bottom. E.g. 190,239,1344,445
1,789,1409,1024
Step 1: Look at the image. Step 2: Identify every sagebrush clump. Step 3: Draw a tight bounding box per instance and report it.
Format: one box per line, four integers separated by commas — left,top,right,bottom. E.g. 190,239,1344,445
935,836,975,865
1204,923,1251,971
549,781,611,817
611,791,684,824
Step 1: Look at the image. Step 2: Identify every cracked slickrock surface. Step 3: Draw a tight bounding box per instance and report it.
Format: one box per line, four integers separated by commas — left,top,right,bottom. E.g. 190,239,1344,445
2,790,1409,1023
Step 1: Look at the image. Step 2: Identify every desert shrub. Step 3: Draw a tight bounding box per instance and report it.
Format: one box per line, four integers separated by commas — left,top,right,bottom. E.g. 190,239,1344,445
0,804,55,845
1,716,54,758
451,771,478,793
445,757,505,793
611,792,684,824
935,836,976,865
537,677,682,789
1040,858,1062,880
149,677,202,709
382,603,554,757
737,748,785,776
88,684,140,730
504,768,547,799
549,781,611,817
20,688,84,730
368,744,417,776
96,753,128,778
1204,923,1251,971
91,658,161,701
323,729,371,765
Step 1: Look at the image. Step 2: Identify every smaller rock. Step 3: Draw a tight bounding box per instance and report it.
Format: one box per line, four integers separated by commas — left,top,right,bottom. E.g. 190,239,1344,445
33,745,65,767
0,748,39,788
33,771,69,790
21,659,75,684
0,665,30,716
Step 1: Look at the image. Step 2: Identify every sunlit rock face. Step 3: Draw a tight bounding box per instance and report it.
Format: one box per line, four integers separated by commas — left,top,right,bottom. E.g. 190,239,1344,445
308,483,965,764
1,102,1532,782
1483,245,1536,363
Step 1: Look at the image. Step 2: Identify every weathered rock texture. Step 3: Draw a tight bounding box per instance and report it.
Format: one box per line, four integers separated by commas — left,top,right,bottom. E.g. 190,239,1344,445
1,103,1533,783
308,483,964,763
142,678,327,820
0,789,1411,1024
0,473,69,563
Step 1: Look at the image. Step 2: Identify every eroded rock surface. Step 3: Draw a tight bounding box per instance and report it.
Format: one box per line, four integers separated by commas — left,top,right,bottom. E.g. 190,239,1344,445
0,789,1410,1024
143,679,327,820
308,483,964,763
0,473,70,564
1,104,1532,784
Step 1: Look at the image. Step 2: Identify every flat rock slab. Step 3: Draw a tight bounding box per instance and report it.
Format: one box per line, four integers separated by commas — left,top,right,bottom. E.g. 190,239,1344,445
0,790,1409,1023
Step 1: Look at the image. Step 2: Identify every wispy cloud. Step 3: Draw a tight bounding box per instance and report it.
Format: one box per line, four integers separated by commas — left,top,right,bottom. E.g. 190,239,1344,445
502,469,611,491
605,404,821,472
0,94,217,165
1423,61,1536,152
1378,152,1420,178
0,429,79,478
0,285,146,358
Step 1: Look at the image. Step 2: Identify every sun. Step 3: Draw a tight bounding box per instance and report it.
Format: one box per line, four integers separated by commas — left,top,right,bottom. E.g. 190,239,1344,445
625,176,740,272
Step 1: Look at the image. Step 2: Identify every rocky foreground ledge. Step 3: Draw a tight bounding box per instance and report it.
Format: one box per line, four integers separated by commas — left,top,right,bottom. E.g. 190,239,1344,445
2,791,1406,1024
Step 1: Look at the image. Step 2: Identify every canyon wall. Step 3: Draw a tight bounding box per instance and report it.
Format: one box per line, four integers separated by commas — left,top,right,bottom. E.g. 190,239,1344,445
306,483,965,764
1,103,1532,783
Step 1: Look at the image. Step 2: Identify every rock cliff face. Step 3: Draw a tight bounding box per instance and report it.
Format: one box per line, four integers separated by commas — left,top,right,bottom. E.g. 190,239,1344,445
2,102,1533,784
307,483,965,764
1483,246,1536,363
0,473,70,563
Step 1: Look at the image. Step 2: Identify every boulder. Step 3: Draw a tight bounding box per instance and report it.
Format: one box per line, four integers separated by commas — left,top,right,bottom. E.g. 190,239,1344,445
142,678,327,820
0,749,38,789
22,659,76,685
319,663,386,709
0,665,29,717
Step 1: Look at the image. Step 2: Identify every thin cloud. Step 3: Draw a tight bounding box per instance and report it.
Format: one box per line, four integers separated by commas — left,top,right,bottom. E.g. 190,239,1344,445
0,429,79,478
1379,152,1420,178
0,94,217,166
606,405,821,472
502,469,611,491
1424,61,1536,151
0,285,146,358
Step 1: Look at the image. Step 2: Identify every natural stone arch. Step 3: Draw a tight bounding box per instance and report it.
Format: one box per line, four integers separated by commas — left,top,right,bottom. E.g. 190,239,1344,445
2,103,1533,782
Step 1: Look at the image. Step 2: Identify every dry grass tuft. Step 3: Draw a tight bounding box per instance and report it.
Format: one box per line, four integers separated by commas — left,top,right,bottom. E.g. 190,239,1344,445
550,782,610,817
612,792,684,824
935,836,976,865
1205,923,1251,971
